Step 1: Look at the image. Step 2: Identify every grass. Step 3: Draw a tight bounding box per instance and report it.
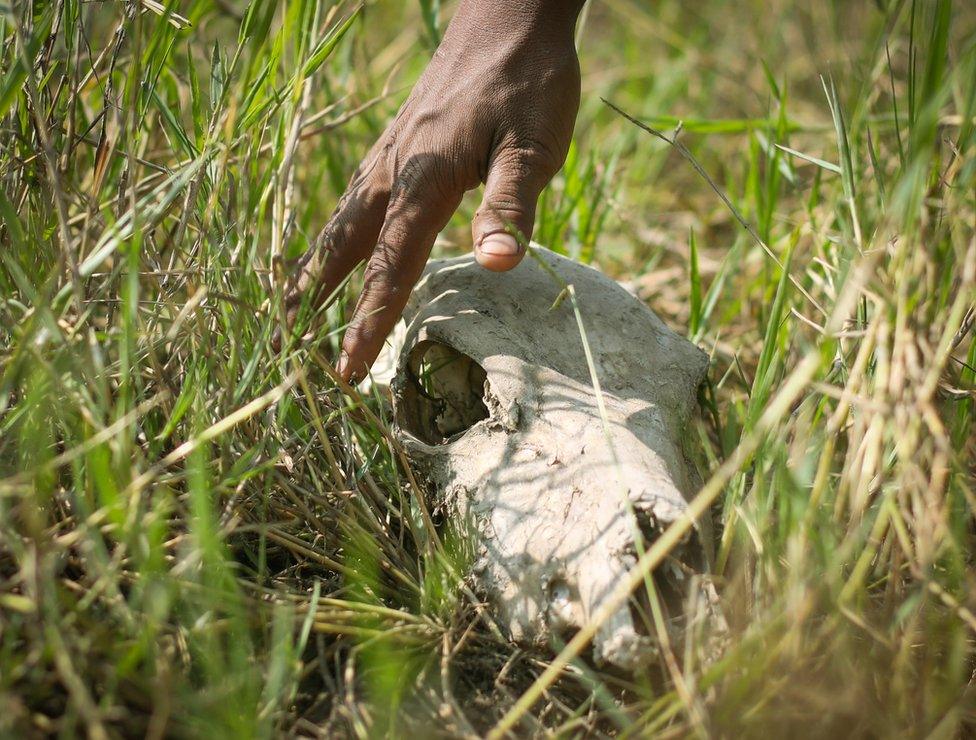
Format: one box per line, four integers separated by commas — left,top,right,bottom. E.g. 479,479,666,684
1,0,975,736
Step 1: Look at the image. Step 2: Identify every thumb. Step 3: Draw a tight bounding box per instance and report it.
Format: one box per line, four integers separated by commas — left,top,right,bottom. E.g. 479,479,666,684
472,148,552,272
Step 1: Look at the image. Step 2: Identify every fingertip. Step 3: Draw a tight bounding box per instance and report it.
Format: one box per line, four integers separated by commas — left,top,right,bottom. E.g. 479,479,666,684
336,349,360,385
476,250,525,272
336,343,374,387
475,233,525,272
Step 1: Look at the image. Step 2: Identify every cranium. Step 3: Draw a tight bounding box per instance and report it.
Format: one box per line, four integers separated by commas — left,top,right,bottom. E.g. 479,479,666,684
391,246,712,669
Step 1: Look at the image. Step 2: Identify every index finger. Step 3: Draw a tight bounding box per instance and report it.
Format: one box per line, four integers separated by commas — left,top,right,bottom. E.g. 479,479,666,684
338,178,462,383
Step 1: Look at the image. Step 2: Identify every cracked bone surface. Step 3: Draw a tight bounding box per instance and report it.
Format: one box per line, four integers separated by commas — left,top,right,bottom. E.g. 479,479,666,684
391,247,712,670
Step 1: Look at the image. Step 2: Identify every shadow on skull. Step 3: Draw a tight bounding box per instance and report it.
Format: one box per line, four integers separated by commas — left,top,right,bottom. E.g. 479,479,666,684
391,248,721,671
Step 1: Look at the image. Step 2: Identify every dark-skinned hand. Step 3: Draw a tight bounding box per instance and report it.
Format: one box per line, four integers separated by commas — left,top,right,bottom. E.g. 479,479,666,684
283,0,585,382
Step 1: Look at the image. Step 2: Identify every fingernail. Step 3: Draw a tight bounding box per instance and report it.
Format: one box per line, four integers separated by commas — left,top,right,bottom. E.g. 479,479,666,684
478,233,520,257
336,350,350,379
337,351,364,386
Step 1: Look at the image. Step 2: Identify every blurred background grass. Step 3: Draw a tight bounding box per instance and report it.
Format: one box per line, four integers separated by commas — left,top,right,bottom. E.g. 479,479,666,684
1,0,975,736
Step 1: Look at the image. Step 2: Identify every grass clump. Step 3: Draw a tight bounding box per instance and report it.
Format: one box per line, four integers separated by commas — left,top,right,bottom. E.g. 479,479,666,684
1,0,975,736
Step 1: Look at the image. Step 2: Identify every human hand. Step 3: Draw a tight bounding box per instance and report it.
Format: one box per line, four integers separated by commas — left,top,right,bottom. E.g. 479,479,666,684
283,0,584,382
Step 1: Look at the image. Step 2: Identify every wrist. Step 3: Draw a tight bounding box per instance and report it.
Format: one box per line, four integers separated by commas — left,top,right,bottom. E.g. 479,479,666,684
452,0,585,43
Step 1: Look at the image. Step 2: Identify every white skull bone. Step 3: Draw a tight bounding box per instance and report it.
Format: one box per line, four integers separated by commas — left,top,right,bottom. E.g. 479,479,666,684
392,246,712,669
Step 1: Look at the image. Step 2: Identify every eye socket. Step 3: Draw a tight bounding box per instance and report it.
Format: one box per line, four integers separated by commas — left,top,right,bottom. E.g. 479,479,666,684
398,341,489,445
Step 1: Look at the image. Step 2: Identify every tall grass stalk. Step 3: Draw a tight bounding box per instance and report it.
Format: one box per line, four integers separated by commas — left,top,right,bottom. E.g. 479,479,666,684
1,0,974,736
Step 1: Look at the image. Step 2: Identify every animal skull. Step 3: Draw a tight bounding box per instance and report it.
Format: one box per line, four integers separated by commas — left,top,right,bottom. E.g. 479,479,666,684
391,246,713,669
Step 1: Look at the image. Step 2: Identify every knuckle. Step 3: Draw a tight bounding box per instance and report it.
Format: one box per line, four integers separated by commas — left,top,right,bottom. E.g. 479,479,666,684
362,250,403,295
498,139,562,182
477,191,526,219
342,316,373,343
393,156,457,203
314,219,343,257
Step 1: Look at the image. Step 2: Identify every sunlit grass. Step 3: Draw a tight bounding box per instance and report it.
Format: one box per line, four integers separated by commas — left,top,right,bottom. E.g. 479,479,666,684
1,0,974,736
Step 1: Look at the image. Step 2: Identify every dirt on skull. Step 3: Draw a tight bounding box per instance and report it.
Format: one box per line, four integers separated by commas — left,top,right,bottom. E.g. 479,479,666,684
392,246,718,670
